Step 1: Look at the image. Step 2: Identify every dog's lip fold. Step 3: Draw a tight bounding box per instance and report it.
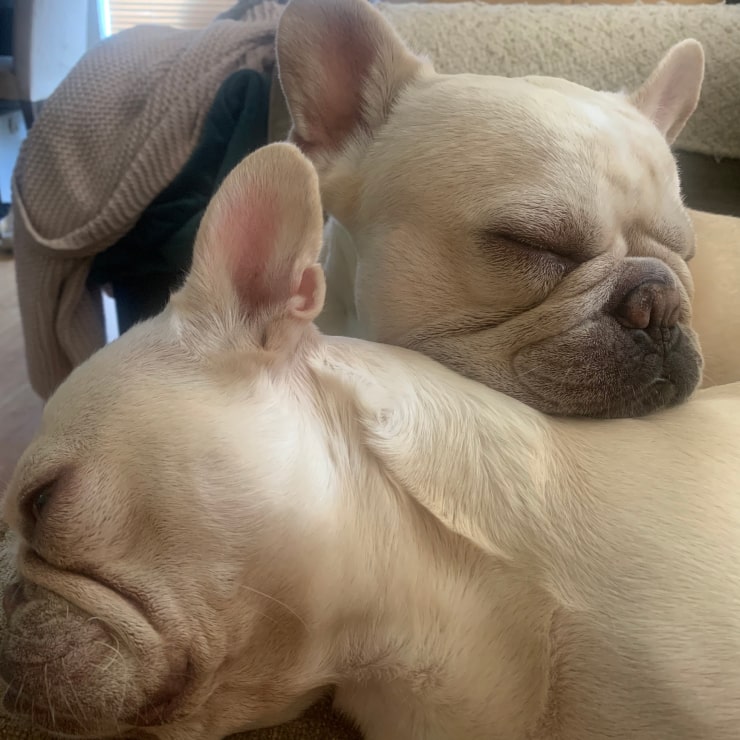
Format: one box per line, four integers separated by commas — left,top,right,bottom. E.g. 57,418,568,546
20,550,163,644
76,568,150,619
406,313,700,417
123,658,194,729
56,568,196,727
23,545,143,617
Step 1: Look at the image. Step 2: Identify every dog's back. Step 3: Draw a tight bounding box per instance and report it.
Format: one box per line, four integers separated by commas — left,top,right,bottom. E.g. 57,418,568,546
345,338,740,737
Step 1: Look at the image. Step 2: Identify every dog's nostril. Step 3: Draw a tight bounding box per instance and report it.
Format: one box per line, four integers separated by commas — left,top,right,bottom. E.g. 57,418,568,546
613,281,681,331
2,581,25,618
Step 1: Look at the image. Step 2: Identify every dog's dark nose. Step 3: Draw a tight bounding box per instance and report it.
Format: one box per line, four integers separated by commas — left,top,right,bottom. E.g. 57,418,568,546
613,280,681,331
2,581,25,619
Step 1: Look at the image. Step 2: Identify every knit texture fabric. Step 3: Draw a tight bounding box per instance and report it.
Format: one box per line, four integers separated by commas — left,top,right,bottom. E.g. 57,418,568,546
13,9,283,252
13,4,285,398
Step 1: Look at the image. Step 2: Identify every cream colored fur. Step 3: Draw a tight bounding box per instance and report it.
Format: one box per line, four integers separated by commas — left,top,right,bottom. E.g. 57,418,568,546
277,0,740,418
2,143,740,740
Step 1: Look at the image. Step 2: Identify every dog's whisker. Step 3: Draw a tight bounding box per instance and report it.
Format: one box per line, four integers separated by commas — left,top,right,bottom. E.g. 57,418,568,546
112,661,133,735
95,637,124,673
85,614,139,656
13,670,27,716
62,657,90,724
237,584,309,631
60,677,84,726
1,679,15,716
44,662,57,732
244,603,283,628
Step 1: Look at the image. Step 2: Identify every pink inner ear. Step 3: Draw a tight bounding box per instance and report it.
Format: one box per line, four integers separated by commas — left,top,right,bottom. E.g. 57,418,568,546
318,32,371,144
221,190,285,310
286,8,376,153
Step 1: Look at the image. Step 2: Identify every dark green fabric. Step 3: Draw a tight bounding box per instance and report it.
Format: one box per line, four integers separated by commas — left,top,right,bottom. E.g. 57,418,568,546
89,68,271,330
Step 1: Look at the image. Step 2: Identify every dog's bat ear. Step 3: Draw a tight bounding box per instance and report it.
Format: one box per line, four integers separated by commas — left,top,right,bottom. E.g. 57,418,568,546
629,39,704,145
182,143,326,330
276,0,429,161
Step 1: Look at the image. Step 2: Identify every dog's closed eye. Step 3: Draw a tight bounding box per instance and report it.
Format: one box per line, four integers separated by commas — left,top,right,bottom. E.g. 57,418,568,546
23,481,56,524
478,229,579,274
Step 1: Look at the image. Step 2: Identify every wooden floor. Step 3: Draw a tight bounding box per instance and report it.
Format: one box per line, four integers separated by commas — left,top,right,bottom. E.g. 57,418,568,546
0,254,43,488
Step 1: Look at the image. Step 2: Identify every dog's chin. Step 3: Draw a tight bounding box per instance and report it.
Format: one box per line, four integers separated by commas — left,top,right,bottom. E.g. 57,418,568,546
410,320,702,418
511,323,704,418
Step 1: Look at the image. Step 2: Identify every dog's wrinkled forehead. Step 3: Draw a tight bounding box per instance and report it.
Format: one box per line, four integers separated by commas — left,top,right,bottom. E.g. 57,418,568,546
366,73,690,253
6,143,328,540
3,324,193,498
4,321,308,556
39,321,191,437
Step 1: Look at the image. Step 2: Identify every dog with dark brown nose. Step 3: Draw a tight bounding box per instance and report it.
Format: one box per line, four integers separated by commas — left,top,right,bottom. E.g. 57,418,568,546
274,0,721,417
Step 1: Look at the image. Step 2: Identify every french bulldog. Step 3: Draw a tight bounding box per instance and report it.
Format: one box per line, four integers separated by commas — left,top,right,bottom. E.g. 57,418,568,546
3,143,740,740
275,0,740,418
